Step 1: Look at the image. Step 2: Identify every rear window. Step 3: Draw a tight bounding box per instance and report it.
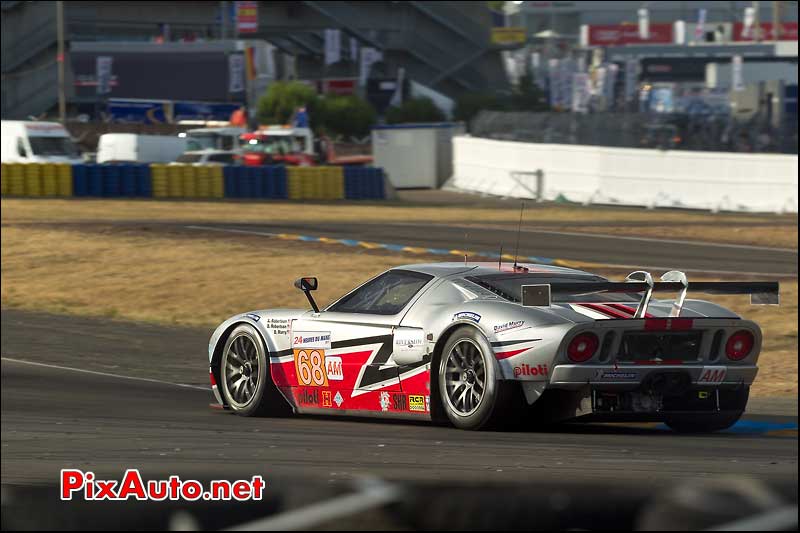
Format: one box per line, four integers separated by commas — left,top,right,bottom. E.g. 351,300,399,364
28,136,79,157
175,154,202,163
208,153,234,164
466,274,640,303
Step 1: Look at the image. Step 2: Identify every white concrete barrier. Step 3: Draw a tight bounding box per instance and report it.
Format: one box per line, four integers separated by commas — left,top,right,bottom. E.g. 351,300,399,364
451,136,798,213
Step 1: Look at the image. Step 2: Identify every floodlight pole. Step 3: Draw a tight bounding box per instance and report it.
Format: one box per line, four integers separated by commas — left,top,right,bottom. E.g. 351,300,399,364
56,0,66,123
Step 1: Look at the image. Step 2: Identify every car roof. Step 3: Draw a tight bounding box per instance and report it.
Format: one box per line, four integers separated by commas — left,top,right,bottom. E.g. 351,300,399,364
393,262,598,279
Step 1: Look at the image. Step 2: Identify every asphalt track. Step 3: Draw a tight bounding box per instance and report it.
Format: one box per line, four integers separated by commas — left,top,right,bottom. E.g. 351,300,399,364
2,309,797,489
184,221,798,276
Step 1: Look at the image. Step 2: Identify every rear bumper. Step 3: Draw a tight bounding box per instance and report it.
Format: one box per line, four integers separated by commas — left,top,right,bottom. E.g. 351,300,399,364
549,364,758,389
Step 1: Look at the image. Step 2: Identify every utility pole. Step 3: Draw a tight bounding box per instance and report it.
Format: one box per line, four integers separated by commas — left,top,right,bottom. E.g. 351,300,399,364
772,0,781,41
56,0,66,123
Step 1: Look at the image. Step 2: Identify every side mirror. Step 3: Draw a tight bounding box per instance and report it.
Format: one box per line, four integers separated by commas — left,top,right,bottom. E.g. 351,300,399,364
294,277,318,292
294,277,319,312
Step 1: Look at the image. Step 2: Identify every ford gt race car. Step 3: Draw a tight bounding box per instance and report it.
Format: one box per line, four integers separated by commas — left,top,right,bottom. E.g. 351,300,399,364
207,262,779,432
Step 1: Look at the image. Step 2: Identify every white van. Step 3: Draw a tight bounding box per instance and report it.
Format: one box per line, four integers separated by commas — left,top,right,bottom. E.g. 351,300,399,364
96,134,188,164
1,120,84,164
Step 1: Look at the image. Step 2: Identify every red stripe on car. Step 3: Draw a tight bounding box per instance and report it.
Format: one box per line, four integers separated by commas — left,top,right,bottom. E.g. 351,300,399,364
495,347,529,360
607,303,654,318
578,303,630,319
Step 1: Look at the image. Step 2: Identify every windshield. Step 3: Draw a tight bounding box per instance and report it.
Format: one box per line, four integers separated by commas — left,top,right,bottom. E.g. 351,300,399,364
175,153,203,163
466,273,640,303
186,133,237,151
28,136,80,157
241,136,301,155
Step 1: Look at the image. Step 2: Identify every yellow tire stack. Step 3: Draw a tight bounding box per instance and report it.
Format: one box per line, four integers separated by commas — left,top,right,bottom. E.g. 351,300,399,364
151,164,169,198
181,164,197,198
0,163,8,196
167,164,184,198
195,165,211,197
41,164,58,196
56,163,73,196
287,166,344,200
321,166,344,200
209,166,224,198
7,163,25,196
23,163,43,196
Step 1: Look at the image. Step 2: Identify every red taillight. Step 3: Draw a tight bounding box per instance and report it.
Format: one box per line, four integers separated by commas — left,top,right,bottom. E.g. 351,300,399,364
725,330,754,361
209,370,217,387
567,332,599,363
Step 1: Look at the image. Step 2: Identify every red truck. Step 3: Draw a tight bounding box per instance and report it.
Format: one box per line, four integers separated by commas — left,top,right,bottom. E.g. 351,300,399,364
239,126,372,167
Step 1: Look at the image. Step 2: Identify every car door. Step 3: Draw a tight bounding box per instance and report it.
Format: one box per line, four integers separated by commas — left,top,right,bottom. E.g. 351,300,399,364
289,269,434,411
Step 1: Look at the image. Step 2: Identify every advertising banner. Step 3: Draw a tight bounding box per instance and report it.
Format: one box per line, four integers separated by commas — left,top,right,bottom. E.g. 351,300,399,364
96,56,113,95
228,54,245,93
324,29,341,66
235,1,258,34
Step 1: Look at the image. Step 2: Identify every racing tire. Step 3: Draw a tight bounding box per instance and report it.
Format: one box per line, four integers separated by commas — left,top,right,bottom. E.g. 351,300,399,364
664,411,744,433
437,326,513,430
220,324,289,417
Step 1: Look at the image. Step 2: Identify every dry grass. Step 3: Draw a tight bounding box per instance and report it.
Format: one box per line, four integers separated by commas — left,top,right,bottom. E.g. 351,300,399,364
2,198,796,248
1,224,796,397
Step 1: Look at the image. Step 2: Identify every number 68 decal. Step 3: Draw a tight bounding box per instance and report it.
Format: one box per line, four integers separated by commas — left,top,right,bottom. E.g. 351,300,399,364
294,349,328,387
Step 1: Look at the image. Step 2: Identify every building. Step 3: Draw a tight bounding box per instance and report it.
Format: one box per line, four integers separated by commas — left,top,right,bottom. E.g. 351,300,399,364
1,1,521,121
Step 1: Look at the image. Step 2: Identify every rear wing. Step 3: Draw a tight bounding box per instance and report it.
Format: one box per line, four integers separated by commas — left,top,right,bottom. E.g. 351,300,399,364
521,270,779,317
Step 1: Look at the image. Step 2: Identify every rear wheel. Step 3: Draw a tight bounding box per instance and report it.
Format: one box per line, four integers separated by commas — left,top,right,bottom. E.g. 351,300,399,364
220,324,287,417
664,411,744,433
437,326,513,430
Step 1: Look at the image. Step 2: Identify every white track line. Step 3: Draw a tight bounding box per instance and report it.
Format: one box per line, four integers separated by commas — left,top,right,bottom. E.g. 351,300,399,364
185,225,279,237
184,225,796,278
1,357,208,391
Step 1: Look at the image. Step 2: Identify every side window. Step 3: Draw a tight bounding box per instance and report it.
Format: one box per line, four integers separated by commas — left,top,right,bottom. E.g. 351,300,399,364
209,153,234,164
17,138,27,158
328,270,433,315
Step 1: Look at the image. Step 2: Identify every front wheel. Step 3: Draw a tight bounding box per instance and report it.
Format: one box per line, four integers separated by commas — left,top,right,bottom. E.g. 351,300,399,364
220,324,288,417
664,411,744,433
437,326,513,430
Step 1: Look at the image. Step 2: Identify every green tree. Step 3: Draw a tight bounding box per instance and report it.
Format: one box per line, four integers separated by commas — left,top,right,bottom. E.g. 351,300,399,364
385,97,446,124
256,81,320,125
318,94,377,138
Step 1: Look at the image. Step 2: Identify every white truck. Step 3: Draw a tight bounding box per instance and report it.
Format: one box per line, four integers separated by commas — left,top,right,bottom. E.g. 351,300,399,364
1,120,84,164
96,133,188,164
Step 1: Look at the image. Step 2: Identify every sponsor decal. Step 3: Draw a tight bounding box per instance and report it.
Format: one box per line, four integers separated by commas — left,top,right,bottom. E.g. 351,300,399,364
379,391,391,412
393,328,426,352
297,388,319,406
513,363,549,378
326,356,343,381
493,320,524,333
346,335,429,395
698,366,727,384
453,311,481,323
425,395,430,412
334,391,344,407
294,349,328,387
408,395,426,412
392,393,408,411
321,390,332,407
244,313,260,322
266,318,289,335
594,370,638,380
292,331,332,350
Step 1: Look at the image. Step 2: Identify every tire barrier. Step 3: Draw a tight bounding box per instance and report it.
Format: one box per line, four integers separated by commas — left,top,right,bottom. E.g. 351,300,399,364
1,163,387,201
344,166,386,200
224,165,288,199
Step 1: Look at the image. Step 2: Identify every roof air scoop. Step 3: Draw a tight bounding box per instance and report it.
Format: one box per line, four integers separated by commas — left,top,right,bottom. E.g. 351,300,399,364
661,270,689,317
626,271,653,318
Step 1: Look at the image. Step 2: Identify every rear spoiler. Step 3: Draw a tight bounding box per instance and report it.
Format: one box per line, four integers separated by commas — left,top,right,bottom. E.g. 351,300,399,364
521,270,779,317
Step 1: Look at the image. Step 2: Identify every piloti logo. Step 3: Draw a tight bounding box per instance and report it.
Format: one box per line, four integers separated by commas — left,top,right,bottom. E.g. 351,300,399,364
513,364,548,378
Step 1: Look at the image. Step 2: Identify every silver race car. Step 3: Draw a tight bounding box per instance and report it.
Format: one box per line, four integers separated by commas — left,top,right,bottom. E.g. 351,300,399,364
207,262,779,432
